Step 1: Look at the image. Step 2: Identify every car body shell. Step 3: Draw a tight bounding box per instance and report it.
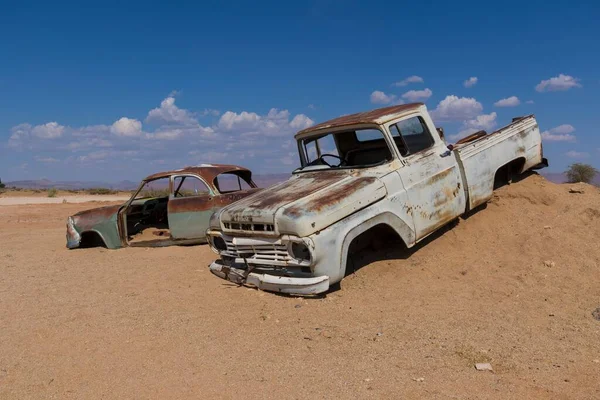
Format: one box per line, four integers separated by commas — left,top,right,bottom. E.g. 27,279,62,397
66,164,261,249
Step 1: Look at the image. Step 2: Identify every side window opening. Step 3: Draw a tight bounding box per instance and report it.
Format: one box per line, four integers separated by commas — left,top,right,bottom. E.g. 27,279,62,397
173,176,210,198
214,172,253,193
390,116,434,156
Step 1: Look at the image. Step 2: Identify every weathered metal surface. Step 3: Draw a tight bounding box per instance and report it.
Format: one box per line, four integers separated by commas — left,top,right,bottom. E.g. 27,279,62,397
66,165,260,249
143,164,255,192
218,171,351,227
69,205,123,249
296,103,423,136
456,116,542,209
208,104,547,295
209,260,330,295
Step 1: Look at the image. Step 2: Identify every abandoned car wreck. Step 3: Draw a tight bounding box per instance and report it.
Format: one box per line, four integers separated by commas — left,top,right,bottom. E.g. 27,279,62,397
206,103,548,295
66,164,260,249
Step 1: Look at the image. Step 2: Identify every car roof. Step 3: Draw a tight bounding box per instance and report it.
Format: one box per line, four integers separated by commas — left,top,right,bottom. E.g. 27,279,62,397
143,164,252,185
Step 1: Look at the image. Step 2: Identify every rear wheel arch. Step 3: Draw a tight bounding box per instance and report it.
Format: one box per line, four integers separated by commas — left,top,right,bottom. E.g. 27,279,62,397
493,157,527,189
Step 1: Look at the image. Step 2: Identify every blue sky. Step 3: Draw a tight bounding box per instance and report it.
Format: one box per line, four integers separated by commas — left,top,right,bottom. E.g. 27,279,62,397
1,0,599,182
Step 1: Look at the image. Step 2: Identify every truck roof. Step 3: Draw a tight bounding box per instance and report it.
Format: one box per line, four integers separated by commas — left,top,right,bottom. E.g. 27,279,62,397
295,103,423,137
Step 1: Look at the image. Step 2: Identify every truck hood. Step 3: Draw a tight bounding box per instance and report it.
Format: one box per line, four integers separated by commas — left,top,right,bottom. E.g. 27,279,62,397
219,170,387,237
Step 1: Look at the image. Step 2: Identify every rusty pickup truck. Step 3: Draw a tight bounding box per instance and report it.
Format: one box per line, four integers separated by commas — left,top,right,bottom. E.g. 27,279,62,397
206,103,548,295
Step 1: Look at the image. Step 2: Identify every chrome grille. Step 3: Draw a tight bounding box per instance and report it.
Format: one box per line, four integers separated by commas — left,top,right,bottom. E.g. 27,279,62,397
223,222,274,232
222,239,292,263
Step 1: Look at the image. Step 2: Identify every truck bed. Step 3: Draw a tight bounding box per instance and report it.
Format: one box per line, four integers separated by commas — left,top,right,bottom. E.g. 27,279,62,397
454,115,545,210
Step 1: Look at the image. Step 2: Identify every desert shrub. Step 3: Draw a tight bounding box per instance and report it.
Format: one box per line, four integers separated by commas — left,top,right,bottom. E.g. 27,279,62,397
47,188,58,198
87,188,117,195
0,178,5,189
566,163,598,184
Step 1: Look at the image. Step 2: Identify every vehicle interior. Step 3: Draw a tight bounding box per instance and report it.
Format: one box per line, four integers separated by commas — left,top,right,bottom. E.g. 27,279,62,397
124,177,171,245
299,128,393,170
297,117,435,171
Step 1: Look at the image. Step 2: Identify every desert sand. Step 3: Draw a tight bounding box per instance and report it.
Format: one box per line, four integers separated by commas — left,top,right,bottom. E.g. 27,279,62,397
1,174,599,399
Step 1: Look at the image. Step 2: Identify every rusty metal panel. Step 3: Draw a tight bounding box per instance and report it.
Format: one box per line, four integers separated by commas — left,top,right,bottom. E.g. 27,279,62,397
218,171,350,227
168,189,261,240
69,205,123,248
144,164,255,193
296,103,423,136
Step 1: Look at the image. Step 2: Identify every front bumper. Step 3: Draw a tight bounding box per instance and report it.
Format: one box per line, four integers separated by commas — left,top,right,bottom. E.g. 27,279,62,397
209,260,329,295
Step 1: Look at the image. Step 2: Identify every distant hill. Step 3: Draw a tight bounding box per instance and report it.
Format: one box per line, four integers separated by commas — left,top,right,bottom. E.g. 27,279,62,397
5,174,290,191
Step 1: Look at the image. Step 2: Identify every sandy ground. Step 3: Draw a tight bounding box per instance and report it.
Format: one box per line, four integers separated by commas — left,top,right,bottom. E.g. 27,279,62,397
0,174,599,399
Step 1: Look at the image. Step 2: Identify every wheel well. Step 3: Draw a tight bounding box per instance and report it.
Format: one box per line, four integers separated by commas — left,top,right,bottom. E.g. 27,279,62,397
79,231,107,248
493,157,526,190
345,223,405,276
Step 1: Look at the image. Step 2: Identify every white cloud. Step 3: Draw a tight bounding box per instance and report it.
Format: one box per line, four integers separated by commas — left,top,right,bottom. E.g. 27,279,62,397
290,114,314,130
430,95,483,121
308,104,316,110
370,90,397,105
541,124,576,142
535,74,582,92
526,100,534,104
200,108,220,117
34,156,60,163
401,88,432,102
32,122,65,139
5,94,315,174
494,96,521,107
218,111,261,131
111,117,143,137
463,77,478,88
392,75,424,87
449,112,498,141
218,108,312,137
146,95,197,125
77,150,112,162
566,150,589,159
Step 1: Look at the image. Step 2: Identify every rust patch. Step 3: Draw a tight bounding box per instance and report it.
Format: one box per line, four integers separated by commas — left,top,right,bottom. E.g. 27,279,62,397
144,164,255,193
296,103,423,135
425,168,454,186
73,204,122,230
169,188,261,213
282,177,378,218
223,171,349,221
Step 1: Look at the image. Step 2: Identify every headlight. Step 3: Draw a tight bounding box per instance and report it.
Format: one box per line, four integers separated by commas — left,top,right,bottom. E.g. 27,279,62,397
290,241,311,262
212,236,227,251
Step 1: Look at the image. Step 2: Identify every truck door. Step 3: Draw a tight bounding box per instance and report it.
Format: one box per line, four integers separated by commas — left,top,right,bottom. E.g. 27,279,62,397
388,116,466,241
168,175,216,240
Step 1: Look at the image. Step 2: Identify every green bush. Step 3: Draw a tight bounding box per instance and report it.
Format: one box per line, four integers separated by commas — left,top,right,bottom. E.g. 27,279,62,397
86,188,117,195
47,188,58,198
566,163,598,184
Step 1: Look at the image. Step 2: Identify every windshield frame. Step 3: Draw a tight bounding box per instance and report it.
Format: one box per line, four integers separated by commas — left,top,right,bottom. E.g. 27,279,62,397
294,123,396,174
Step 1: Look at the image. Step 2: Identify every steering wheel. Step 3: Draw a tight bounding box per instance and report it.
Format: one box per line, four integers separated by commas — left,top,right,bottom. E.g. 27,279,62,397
317,153,346,167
